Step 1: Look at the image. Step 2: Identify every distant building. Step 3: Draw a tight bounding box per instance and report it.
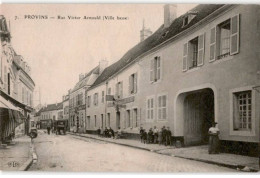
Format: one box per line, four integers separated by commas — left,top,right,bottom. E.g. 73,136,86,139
39,102,62,129
69,60,107,133
62,94,69,120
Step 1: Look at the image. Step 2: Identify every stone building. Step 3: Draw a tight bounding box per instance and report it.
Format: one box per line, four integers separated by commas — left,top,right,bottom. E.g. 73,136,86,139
84,4,260,156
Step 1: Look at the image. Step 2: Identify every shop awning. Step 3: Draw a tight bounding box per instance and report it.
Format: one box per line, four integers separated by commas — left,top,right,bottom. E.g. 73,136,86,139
0,95,19,111
0,95,26,141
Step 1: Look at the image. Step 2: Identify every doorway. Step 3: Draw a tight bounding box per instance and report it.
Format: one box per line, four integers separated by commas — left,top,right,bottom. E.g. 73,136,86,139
184,89,214,146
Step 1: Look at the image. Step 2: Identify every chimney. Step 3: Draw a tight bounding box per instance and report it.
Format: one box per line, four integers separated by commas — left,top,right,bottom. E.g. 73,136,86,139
99,59,108,74
140,19,152,42
164,4,177,28
79,73,84,81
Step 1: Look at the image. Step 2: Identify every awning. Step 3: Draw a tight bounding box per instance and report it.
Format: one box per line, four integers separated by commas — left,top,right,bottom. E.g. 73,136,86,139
0,95,19,111
0,95,26,140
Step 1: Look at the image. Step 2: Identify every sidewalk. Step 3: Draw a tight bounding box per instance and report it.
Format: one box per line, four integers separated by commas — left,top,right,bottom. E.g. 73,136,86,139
0,136,33,171
69,132,259,172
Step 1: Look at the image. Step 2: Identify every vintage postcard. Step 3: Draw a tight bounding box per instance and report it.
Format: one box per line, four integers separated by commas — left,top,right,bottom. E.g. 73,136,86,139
0,3,259,172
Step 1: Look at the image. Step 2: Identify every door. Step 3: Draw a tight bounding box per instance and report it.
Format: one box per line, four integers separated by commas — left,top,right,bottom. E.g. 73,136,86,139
116,112,120,129
184,94,203,145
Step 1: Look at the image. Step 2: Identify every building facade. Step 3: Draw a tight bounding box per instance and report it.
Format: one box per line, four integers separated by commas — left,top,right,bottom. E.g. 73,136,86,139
69,60,107,133
39,102,62,129
84,5,259,156
0,15,35,140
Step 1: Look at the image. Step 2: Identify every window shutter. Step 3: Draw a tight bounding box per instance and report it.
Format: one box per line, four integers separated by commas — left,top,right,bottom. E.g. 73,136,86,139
134,73,137,93
129,75,132,94
209,27,216,62
150,59,154,82
120,82,123,98
197,33,205,66
230,14,240,55
154,57,157,81
116,83,119,98
182,43,188,71
157,57,161,80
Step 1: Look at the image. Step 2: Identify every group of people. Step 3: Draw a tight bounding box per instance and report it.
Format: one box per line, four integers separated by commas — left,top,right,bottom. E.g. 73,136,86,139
140,126,172,146
97,127,120,139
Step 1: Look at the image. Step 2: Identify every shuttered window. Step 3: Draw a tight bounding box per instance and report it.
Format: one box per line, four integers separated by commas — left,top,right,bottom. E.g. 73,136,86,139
158,95,167,120
129,73,137,94
147,98,154,120
150,56,161,82
102,91,105,103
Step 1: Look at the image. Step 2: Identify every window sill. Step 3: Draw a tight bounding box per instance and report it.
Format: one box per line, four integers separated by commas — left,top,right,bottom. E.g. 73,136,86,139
229,130,255,137
209,54,234,64
150,79,162,85
185,66,200,73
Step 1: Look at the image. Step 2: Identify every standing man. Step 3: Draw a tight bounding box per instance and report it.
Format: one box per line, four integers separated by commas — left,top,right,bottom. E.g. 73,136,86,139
139,127,144,143
153,126,159,144
208,122,220,154
166,127,172,146
162,126,167,146
47,122,51,135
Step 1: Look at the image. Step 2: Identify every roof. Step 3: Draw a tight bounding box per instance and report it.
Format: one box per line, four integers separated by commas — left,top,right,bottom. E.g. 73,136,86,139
41,102,63,112
89,4,227,89
71,66,99,93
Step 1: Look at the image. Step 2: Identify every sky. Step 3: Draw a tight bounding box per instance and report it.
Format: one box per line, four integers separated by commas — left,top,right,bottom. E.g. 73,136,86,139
1,3,197,106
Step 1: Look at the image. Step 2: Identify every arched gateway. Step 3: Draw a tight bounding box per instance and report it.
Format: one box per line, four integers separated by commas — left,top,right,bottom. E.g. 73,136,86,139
174,84,218,146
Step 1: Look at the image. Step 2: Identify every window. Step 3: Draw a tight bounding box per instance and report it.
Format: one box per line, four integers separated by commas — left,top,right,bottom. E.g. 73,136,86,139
126,110,131,128
100,114,103,128
102,91,105,103
94,115,97,127
158,95,167,120
189,37,198,69
133,108,138,127
107,88,111,95
150,56,161,82
183,16,189,26
233,91,252,131
78,93,83,105
183,34,204,71
93,93,98,106
87,96,91,107
116,82,123,99
22,87,25,103
129,73,137,94
219,20,231,55
210,14,240,61
147,97,154,120
107,113,110,127
87,116,90,129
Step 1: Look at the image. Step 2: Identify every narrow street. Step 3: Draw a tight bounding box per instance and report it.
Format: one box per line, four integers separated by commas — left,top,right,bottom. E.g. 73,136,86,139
28,131,236,172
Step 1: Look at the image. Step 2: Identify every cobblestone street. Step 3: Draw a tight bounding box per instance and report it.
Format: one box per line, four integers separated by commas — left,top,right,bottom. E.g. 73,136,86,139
28,131,236,172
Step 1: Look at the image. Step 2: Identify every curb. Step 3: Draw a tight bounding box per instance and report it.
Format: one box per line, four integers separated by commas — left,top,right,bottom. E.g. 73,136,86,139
18,139,37,171
69,132,259,172
69,132,151,152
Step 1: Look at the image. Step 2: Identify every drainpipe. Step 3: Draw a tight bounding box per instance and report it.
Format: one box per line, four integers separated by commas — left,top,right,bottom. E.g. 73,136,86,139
105,81,108,128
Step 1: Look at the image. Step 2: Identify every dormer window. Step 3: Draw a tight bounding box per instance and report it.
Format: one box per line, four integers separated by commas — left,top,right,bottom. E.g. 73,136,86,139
182,11,198,27
183,16,189,26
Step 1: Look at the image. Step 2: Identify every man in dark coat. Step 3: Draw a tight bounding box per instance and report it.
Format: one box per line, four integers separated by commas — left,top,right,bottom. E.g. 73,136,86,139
109,127,115,138
162,126,167,146
166,127,172,146
142,129,147,144
139,127,144,143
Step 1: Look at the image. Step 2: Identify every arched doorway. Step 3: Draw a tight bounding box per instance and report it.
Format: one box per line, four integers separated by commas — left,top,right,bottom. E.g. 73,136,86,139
184,89,214,145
